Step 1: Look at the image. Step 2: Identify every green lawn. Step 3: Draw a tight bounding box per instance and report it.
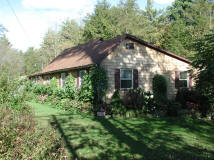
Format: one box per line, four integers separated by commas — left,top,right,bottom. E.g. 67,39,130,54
28,101,214,160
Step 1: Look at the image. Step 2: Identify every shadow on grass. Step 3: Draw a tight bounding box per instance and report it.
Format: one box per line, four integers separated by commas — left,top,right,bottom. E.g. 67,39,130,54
48,110,214,160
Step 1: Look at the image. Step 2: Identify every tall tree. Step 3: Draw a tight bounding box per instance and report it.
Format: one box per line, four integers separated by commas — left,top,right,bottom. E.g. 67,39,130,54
0,36,24,79
40,29,61,66
83,0,117,41
23,47,41,75
160,0,214,58
114,0,143,35
82,0,166,45
192,32,214,116
59,19,83,47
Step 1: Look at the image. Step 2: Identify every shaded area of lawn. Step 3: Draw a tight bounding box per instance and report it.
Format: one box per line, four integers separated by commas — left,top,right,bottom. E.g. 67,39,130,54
28,101,214,160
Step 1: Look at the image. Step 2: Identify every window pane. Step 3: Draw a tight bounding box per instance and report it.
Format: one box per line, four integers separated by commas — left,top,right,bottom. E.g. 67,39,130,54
126,43,134,49
120,70,132,79
180,71,187,79
121,80,132,89
179,80,187,88
79,70,87,87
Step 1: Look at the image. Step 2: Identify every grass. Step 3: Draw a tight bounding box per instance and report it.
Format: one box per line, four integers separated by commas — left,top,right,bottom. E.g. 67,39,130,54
28,101,214,160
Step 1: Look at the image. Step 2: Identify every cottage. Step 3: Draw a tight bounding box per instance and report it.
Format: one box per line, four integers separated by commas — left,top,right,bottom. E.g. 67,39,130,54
29,34,192,100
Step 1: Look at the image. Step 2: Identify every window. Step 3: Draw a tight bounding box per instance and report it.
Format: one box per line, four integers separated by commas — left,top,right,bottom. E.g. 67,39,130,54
120,69,133,90
126,43,134,49
47,76,51,84
61,73,66,87
179,71,189,88
34,77,38,83
79,70,87,87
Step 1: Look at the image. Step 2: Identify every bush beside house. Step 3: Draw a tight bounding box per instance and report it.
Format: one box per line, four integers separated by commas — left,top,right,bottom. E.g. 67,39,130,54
0,77,67,159
26,67,213,119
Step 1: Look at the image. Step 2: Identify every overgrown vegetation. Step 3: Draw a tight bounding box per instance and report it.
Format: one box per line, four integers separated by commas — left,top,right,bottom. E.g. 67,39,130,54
152,74,168,104
191,32,214,118
0,76,67,159
1,0,214,158
0,106,67,159
26,65,108,114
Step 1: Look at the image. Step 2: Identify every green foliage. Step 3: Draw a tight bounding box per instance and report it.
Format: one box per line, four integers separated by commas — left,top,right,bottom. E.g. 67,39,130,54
64,74,77,99
110,90,126,115
79,73,94,102
83,0,117,41
79,65,108,105
32,82,51,95
24,80,34,92
91,65,108,103
32,101,214,160
0,36,24,79
23,47,41,75
160,20,194,58
125,88,146,110
192,32,214,117
152,74,168,104
60,19,83,46
50,77,58,90
0,106,67,159
0,76,27,110
125,88,156,113
161,0,214,59
175,88,210,117
82,0,165,45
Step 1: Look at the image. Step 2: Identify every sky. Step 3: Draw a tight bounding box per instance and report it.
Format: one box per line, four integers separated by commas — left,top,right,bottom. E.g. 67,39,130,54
0,0,174,51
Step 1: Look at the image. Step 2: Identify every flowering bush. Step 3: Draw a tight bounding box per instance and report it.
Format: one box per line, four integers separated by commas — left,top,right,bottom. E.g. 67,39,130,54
38,94,48,103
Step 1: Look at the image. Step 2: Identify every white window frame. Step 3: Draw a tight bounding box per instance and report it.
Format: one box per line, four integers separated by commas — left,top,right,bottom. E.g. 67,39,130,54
179,71,189,88
120,69,133,90
79,70,87,87
60,73,66,88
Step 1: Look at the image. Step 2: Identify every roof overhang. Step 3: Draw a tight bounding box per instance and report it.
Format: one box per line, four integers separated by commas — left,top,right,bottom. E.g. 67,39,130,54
29,64,93,78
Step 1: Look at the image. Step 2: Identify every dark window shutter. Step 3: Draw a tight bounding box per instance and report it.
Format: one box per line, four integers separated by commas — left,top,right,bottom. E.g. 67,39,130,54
115,69,120,90
189,73,192,89
133,69,138,89
175,71,180,89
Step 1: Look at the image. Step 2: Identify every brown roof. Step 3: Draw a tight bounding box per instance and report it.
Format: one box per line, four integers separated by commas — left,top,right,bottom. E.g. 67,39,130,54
30,34,192,77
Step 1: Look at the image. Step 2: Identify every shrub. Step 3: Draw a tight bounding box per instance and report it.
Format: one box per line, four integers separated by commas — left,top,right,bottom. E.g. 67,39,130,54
79,73,94,103
125,88,146,110
143,91,158,113
64,74,77,99
79,65,108,105
0,106,67,159
110,90,126,115
166,101,180,117
91,65,108,104
32,83,51,95
152,74,168,104
49,77,59,95
175,88,210,117
0,77,27,110
23,80,34,92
